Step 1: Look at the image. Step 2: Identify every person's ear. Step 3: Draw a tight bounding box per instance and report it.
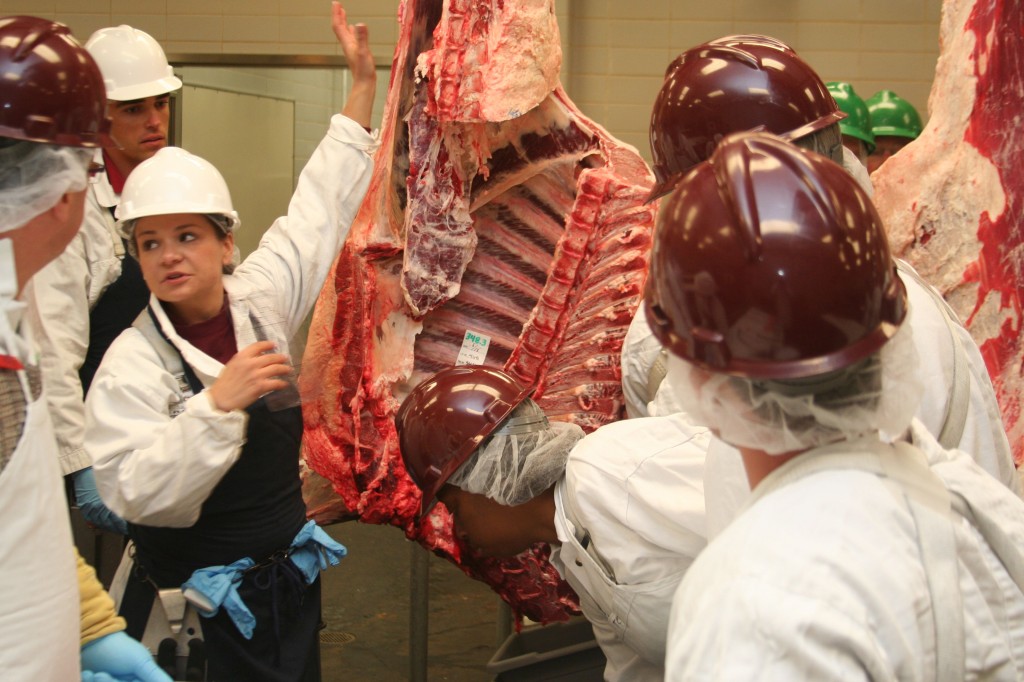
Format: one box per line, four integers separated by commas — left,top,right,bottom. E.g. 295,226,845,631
222,231,235,266
47,191,76,223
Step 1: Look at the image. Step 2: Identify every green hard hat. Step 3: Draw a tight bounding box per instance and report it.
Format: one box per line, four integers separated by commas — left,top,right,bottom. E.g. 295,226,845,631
826,82,875,153
866,90,923,140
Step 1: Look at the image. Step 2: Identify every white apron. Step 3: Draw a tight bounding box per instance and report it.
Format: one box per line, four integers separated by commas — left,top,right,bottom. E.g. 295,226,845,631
0,371,80,679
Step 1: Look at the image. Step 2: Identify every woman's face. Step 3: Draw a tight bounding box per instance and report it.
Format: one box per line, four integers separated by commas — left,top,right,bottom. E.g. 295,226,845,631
436,485,537,558
134,213,234,324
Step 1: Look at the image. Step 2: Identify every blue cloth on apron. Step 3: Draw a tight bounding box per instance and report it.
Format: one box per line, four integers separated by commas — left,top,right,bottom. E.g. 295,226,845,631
121,335,319,681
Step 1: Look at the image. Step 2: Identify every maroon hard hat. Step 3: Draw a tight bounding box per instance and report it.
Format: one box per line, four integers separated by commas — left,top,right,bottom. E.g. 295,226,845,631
0,16,111,147
644,131,906,380
395,366,533,517
647,34,845,202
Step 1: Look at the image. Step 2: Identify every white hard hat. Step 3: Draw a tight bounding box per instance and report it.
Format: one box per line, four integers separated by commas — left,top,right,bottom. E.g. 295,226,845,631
85,25,182,101
116,147,240,237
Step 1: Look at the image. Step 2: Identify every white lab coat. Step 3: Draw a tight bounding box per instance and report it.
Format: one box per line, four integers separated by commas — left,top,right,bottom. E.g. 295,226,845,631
550,414,709,681
0,295,80,679
701,265,1021,537
85,114,376,527
24,158,125,475
666,422,1024,680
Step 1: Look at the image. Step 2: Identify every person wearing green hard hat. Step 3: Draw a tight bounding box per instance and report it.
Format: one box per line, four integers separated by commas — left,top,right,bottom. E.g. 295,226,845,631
867,89,924,173
827,82,875,166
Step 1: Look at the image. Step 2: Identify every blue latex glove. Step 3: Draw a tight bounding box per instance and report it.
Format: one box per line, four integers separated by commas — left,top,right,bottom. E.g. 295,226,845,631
81,631,171,682
288,520,348,582
74,467,128,535
182,557,258,638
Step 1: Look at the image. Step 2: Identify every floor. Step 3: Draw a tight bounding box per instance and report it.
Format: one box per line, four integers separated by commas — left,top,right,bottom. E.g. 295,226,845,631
318,520,506,681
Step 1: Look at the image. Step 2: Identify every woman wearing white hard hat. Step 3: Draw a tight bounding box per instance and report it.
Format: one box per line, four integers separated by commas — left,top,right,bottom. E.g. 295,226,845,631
83,5,375,679
26,21,184,543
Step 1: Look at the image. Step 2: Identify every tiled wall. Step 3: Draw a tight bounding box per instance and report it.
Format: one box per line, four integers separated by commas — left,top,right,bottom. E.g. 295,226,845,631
18,0,942,164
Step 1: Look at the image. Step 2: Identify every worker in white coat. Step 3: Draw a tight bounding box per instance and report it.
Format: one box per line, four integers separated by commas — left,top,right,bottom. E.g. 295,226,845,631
83,4,375,679
0,15,170,682
645,132,1024,680
396,365,709,682
26,25,183,538
622,34,1019,510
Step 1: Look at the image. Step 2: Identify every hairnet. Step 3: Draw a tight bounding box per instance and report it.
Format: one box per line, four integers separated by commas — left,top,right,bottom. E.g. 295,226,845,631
794,122,844,165
122,212,239,264
665,322,922,454
0,140,92,233
447,398,586,506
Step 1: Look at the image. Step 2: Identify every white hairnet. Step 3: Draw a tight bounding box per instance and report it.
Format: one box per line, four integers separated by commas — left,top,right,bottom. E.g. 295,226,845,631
794,122,844,166
665,322,923,455
448,398,586,506
0,140,92,233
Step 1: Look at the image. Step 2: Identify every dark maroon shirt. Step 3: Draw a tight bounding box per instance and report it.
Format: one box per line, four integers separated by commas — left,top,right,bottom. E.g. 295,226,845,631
173,296,238,365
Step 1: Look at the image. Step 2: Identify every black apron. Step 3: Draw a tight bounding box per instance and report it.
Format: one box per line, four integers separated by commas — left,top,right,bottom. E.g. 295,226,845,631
121,329,319,682
79,238,149,395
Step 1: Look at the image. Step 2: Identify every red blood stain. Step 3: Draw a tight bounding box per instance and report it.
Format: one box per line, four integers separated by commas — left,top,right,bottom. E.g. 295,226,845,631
960,0,1024,462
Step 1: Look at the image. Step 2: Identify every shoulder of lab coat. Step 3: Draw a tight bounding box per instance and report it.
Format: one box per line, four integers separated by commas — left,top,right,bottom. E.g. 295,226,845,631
563,413,710,584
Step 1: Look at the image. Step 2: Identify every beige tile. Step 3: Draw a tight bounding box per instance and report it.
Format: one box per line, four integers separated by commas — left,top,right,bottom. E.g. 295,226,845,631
108,15,167,40
574,0,611,20
603,103,649,135
167,15,223,42
1,0,56,12
609,47,671,77
609,20,670,48
162,40,223,53
571,45,611,75
279,15,329,43
56,0,110,12
860,50,933,81
606,0,671,20
57,14,115,41
668,0,734,21
794,0,860,22
735,0,795,22
669,20,736,50
732,21,799,46
571,18,609,47
606,75,662,108
570,74,609,102
861,23,934,52
222,0,278,16
225,16,280,43
111,0,164,14
862,0,929,23
798,22,861,52
800,50,860,83
168,0,220,16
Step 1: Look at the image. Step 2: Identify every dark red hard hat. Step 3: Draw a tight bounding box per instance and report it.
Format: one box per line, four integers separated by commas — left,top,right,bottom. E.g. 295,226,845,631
0,16,111,147
647,34,844,202
644,132,906,380
396,366,533,517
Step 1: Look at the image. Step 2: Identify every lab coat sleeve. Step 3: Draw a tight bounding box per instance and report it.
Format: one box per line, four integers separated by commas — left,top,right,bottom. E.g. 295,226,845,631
78,550,124,646
23,227,94,476
233,113,377,341
85,329,248,527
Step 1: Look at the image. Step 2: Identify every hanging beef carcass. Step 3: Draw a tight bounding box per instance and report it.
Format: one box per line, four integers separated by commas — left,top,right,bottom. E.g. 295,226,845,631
872,0,1024,464
300,0,656,622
